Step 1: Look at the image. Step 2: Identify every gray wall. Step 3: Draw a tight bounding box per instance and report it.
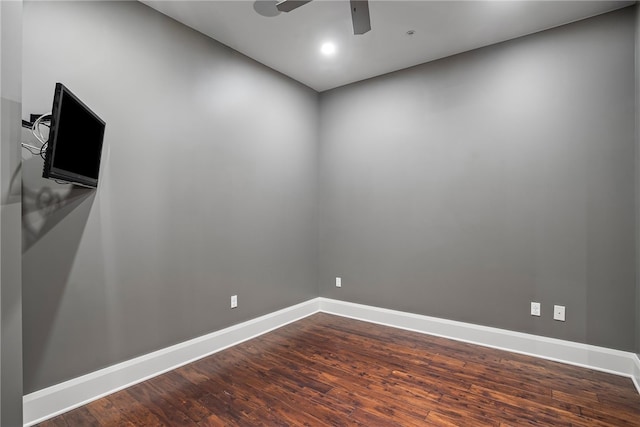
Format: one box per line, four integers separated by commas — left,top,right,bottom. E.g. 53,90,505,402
1,1,23,424
22,1,318,393
636,3,640,356
318,7,636,352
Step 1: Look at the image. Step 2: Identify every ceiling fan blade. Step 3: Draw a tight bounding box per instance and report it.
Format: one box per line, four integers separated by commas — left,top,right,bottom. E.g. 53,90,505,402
350,0,371,35
276,0,312,13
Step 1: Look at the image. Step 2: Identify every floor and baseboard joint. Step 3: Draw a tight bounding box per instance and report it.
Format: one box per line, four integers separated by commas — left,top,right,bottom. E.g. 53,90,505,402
23,297,640,426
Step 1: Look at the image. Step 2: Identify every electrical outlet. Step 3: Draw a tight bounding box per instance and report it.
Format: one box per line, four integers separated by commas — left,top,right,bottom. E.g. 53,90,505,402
553,305,565,322
231,295,238,309
530,302,541,317
336,277,342,288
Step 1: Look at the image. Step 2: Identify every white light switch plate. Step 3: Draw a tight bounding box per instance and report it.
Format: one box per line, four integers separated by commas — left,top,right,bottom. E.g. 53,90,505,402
336,277,342,287
231,295,238,309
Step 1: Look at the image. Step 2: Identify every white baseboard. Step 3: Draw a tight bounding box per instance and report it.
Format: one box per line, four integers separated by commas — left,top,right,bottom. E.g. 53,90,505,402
22,298,321,427
632,354,640,394
319,298,640,393
23,297,640,426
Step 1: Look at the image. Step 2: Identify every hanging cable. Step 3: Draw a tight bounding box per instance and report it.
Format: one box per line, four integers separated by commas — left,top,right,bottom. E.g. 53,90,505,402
32,113,52,146
20,113,52,159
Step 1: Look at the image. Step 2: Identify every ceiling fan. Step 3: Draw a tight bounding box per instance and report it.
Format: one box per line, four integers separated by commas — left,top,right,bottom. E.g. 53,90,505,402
275,0,371,35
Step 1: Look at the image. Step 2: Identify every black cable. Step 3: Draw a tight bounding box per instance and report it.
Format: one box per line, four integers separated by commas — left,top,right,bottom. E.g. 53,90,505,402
39,141,48,161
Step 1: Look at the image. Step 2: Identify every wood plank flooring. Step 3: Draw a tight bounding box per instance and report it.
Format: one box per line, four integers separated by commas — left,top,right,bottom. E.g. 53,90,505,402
37,313,640,426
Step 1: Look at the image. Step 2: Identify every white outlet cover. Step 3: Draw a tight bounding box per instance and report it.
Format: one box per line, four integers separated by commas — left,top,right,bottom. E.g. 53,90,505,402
530,302,541,317
231,295,238,308
336,277,342,288
554,305,565,321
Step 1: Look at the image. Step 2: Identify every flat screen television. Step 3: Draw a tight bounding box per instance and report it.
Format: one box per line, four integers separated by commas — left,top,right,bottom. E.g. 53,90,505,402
42,83,106,188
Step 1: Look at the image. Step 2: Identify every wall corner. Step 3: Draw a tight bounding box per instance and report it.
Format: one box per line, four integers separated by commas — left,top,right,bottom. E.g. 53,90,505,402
0,0,23,425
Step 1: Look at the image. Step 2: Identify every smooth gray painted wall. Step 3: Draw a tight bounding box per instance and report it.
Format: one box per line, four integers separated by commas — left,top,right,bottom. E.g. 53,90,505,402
635,4,640,356
1,1,23,425
22,1,318,393
318,7,636,351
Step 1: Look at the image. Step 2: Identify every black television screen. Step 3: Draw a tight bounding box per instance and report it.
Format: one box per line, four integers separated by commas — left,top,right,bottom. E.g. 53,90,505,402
42,83,106,188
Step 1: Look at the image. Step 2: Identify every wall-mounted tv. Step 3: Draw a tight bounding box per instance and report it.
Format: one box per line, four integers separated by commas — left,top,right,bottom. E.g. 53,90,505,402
42,83,106,188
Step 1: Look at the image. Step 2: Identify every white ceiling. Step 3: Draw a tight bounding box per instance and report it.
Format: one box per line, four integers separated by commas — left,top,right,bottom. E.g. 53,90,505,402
142,0,634,92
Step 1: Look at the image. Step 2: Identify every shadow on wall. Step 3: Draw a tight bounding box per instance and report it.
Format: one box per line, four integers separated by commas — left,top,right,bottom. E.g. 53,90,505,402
20,154,95,251
20,139,97,386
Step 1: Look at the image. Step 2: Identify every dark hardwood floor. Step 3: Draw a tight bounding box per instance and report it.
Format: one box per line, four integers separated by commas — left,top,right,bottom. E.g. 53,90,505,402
37,313,640,426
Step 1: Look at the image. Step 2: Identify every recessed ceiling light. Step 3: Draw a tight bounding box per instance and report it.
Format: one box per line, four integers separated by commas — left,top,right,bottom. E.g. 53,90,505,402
321,42,336,56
